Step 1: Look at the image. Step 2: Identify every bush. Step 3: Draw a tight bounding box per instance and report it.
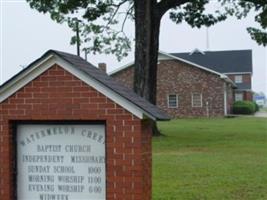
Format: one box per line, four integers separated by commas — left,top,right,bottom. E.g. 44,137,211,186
253,101,260,112
233,101,256,115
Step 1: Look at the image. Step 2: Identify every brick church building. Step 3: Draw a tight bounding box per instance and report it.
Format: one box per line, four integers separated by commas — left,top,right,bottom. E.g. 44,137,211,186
110,49,253,118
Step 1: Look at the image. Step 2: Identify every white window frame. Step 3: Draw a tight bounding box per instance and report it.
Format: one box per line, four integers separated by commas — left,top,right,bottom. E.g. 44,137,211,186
192,93,203,107
167,94,178,108
235,92,243,101
234,75,243,83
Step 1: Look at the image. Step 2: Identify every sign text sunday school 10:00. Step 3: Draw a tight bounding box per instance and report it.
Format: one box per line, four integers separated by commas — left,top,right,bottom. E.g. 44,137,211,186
17,124,106,200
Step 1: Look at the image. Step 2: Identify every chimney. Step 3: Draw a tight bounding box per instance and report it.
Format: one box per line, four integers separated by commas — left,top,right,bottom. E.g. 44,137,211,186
98,63,107,73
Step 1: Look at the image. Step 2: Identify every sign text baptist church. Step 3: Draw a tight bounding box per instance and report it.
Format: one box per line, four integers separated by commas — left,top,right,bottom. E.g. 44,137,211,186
17,124,106,200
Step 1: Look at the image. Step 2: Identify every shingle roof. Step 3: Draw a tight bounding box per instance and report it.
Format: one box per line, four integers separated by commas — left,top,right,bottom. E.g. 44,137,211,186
0,50,170,121
171,50,252,74
235,83,251,90
53,50,170,120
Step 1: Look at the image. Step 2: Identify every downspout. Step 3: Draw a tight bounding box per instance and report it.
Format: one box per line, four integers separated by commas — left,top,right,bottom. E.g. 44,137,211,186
206,101,209,118
224,82,227,116
221,74,235,116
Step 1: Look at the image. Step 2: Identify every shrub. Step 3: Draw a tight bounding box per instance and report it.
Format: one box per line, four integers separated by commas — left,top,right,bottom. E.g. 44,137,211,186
253,101,260,112
233,101,256,115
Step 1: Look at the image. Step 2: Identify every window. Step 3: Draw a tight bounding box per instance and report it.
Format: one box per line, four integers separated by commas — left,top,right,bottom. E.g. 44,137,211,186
168,94,178,108
234,75,243,83
192,93,202,107
235,93,243,101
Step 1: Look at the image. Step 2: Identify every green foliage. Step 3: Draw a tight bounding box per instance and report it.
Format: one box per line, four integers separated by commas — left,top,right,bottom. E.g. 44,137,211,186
26,0,134,61
221,0,267,46
247,27,267,46
24,0,230,60
26,0,267,60
170,0,228,28
246,0,267,46
253,101,260,111
233,101,256,115
154,118,267,199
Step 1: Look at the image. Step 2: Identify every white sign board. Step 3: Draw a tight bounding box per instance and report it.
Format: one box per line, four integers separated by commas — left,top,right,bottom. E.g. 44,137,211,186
256,99,265,106
17,124,106,200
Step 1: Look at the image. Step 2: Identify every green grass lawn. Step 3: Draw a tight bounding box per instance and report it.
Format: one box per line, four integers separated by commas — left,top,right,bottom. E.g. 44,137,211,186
153,117,267,200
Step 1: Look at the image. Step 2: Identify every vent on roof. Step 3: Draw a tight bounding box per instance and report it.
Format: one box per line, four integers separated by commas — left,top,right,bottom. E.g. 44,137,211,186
189,48,205,55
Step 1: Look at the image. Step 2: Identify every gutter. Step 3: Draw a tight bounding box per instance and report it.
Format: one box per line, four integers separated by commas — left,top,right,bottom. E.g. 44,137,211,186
220,74,237,88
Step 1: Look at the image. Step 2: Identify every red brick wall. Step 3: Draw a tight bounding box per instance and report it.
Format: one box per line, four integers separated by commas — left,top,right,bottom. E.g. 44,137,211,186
244,91,253,101
0,64,152,200
141,120,152,199
234,91,253,102
112,67,134,90
112,60,230,117
227,74,252,85
243,74,252,84
227,74,253,102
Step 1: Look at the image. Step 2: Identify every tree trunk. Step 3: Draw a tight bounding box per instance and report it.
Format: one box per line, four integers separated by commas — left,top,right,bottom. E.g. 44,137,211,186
134,0,160,104
134,0,162,135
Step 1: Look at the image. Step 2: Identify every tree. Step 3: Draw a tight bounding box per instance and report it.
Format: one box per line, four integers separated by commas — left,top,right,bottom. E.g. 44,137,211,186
246,1,267,46
26,0,229,101
222,0,267,46
26,0,265,134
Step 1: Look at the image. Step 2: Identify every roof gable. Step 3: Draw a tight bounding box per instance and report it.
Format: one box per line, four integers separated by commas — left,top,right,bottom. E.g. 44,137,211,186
109,51,236,87
172,49,253,74
109,51,226,77
159,51,228,78
0,50,170,121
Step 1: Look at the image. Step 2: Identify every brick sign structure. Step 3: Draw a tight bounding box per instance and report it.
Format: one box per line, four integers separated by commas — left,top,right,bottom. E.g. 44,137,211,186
0,50,169,200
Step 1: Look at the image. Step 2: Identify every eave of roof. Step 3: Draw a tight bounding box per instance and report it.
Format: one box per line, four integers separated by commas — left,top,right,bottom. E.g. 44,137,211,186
0,50,54,90
235,83,251,90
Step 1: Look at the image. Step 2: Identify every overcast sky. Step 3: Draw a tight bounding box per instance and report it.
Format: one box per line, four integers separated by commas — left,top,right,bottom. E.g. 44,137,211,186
0,0,266,95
